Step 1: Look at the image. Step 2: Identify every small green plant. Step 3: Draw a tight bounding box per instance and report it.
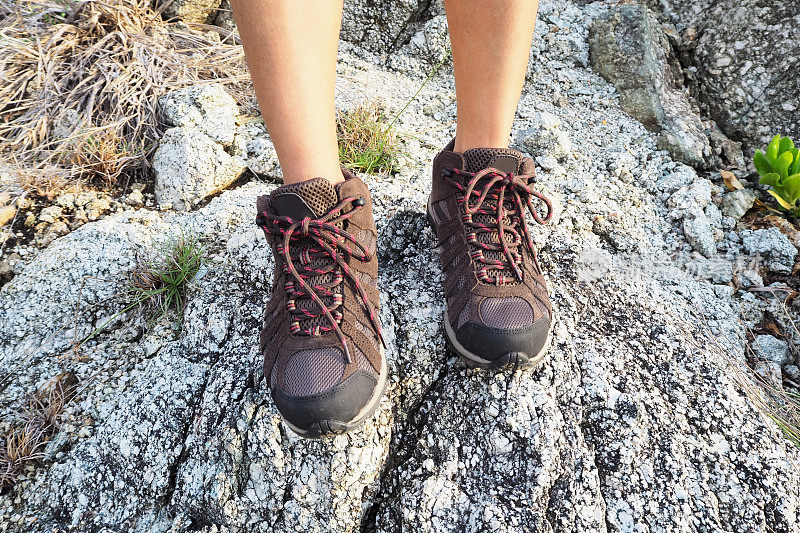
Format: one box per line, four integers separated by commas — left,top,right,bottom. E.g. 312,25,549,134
754,135,800,215
127,232,208,321
337,104,400,174
72,233,207,352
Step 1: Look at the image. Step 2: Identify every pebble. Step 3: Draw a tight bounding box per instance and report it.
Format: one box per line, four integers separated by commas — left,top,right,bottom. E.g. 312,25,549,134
752,335,791,366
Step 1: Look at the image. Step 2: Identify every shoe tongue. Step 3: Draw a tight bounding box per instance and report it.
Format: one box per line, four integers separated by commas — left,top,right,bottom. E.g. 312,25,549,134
462,147,525,174
461,148,527,284
271,177,338,219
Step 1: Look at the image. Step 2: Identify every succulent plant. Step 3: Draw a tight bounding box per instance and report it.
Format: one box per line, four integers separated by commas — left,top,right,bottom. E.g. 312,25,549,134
754,135,800,214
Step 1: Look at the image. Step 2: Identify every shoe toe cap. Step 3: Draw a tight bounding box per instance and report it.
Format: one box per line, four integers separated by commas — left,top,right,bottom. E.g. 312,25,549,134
272,370,378,438
455,315,551,365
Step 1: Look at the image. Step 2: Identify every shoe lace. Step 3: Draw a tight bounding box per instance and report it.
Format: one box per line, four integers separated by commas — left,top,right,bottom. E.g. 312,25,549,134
256,196,384,363
442,167,553,284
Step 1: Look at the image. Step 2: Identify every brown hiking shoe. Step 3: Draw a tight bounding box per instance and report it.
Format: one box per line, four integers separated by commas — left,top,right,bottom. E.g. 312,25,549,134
427,140,554,369
256,168,386,437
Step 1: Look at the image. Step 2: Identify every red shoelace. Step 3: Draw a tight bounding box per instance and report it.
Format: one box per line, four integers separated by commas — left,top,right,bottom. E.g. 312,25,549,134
257,196,384,363
443,167,553,284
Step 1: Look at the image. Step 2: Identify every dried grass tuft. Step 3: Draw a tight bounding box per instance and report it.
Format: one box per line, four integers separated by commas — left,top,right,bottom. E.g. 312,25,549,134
0,371,78,488
69,128,145,187
0,0,247,190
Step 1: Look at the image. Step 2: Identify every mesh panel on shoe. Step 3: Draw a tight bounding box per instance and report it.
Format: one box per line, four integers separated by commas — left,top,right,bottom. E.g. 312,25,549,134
275,178,337,217
355,320,380,353
462,148,523,173
283,348,345,396
434,199,450,222
457,305,470,329
478,297,534,329
352,344,377,376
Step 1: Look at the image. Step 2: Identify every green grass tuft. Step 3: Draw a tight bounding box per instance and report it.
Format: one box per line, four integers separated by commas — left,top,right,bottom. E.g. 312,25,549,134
337,103,400,175
127,232,208,321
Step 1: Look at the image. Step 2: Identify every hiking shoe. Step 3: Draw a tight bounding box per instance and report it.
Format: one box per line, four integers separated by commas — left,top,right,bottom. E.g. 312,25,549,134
256,168,386,438
427,140,554,369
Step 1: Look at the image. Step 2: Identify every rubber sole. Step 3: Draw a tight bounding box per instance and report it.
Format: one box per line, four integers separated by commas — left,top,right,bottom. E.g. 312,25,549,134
427,200,552,371
282,346,388,439
442,306,552,370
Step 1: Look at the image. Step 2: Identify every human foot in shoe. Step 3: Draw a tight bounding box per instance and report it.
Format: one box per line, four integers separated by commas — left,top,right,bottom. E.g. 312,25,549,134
427,140,554,369
256,169,386,437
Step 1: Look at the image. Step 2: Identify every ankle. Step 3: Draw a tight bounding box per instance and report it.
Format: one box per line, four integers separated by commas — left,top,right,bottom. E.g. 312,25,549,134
282,165,345,185
453,136,510,153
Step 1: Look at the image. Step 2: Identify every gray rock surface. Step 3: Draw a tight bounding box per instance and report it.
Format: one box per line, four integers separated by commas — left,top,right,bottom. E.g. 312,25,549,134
153,127,246,211
213,0,236,32
389,14,451,74
231,122,280,177
741,228,799,274
588,5,712,168
667,178,714,216
153,84,255,210
721,189,758,223
754,360,784,389
2,0,800,531
655,0,800,152
752,335,792,367
160,85,239,147
663,177,723,257
686,257,733,284
682,213,717,258
519,111,572,161
738,268,763,288
340,0,445,59
652,163,696,193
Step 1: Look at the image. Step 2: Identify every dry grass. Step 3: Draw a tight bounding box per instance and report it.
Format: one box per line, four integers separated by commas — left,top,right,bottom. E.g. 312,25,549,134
746,374,800,447
697,290,800,449
0,371,78,488
706,334,800,449
0,0,248,190
68,128,145,187
4,162,71,200
337,103,401,174
754,290,800,446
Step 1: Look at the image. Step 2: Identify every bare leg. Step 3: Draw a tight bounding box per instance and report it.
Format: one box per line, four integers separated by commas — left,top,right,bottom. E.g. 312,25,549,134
444,0,539,152
230,0,344,184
